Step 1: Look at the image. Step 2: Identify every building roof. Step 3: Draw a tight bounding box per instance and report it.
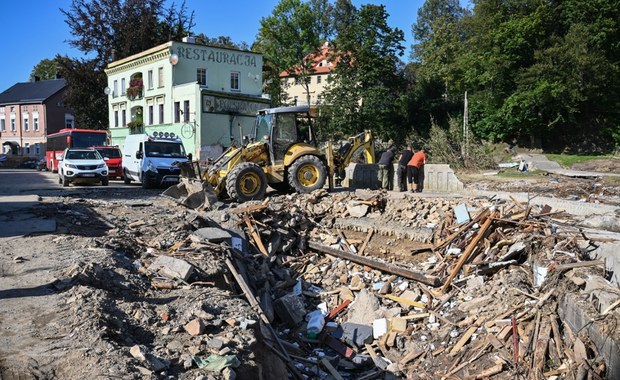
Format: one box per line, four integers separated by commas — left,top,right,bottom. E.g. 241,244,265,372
280,43,337,78
0,79,67,105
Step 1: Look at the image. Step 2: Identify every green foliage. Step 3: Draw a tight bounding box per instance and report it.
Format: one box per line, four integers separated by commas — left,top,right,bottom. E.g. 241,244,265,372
59,0,194,130
31,59,61,81
255,0,332,106
320,3,406,142
545,153,616,168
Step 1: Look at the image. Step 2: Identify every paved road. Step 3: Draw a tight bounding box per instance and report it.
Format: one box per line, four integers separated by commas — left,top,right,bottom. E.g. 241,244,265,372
0,168,158,237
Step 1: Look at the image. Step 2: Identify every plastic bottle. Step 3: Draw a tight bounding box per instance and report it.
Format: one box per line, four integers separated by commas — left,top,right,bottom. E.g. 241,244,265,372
306,310,325,339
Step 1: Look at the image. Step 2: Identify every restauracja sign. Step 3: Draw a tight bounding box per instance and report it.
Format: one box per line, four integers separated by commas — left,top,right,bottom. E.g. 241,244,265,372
175,46,258,67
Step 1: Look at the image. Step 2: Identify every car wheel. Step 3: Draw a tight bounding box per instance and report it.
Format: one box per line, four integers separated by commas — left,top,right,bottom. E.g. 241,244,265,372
62,175,70,187
123,169,131,184
102,178,109,186
141,172,150,189
58,174,62,184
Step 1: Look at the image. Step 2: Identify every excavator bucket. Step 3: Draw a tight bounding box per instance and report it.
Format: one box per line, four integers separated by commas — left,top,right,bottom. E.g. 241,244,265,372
162,161,219,210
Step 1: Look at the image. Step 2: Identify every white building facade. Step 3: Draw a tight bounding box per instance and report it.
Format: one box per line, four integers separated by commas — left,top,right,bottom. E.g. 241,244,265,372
105,40,269,159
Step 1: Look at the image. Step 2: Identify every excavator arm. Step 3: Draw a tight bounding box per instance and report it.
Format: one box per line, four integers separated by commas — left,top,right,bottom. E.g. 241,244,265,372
325,130,375,189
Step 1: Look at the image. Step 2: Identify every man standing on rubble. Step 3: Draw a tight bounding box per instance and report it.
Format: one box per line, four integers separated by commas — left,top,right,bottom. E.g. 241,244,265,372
407,148,426,192
396,145,413,192
377,146,395,190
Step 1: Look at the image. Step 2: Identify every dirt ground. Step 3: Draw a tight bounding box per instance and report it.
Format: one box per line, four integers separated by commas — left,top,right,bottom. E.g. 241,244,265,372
1,162,618,379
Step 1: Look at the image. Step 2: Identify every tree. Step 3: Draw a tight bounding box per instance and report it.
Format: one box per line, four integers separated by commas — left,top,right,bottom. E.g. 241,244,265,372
412,0,467,101
59,0,194,129
255,0,333,107
321,3,406,141
31,59,62,81
193,34,249,50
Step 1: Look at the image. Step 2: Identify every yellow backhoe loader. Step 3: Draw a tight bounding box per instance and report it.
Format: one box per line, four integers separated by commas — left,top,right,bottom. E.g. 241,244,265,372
163,106,375,209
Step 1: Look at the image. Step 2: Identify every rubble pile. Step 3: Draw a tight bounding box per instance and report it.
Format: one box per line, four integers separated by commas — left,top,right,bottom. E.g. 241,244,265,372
34,190,619,379
216,191,617,379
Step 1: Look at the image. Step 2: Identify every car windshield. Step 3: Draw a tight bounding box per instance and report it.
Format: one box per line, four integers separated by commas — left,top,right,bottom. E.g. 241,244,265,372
96,148,122,159
66,150,102,160
144,142,186,158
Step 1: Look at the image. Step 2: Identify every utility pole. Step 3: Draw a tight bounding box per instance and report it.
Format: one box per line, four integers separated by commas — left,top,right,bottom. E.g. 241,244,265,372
462,91,469,158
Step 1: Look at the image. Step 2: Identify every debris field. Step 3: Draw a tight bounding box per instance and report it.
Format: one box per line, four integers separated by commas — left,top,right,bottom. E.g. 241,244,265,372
2,187,619,380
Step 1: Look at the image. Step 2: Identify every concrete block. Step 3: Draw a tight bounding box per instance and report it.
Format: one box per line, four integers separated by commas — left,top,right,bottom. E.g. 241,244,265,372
373,318,388,339
334,322,374,347
191,227,232,243
148,255,194,281
558,293,620,380
273,293,306,327
345,163,463,192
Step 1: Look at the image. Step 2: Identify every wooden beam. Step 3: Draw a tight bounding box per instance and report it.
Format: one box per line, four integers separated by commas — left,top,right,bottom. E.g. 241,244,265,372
441,211,497,293
243,216,269,257
309,241,441,287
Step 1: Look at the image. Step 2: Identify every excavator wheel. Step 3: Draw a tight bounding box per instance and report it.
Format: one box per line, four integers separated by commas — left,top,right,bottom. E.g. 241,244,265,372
288,155,327,193
226,162,268,202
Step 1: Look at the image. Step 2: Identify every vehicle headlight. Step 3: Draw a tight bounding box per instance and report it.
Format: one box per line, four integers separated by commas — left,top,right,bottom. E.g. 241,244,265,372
97,164,106,169
146,160,157,173
66,164,77,169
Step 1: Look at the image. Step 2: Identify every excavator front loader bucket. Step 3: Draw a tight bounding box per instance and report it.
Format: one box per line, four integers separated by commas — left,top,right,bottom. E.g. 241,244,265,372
162,161,219,210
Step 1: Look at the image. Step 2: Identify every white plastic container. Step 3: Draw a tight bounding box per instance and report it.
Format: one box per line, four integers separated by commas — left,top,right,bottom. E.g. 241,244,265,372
306,310,325,339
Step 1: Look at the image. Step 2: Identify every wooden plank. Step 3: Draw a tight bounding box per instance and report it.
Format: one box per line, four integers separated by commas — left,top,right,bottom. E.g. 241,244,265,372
533,320,552,374
450,318,484,355
553,260,605,272
358,228,374,256
309,241,441,286
400,349,425,365
243,216,269,257
440,211,497,293
385,294,426,309
321,358,344,380
231,203,269,214
549,315,564,363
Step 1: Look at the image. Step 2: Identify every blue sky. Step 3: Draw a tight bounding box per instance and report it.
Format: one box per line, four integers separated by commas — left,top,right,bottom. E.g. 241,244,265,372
0,0,423,92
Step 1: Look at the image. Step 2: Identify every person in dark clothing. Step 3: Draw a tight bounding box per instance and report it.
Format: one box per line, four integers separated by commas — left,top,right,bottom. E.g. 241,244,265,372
377,147,395,190
396,145,413,192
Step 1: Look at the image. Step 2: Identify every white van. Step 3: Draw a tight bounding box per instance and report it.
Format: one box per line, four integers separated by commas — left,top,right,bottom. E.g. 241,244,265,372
122,132,188,188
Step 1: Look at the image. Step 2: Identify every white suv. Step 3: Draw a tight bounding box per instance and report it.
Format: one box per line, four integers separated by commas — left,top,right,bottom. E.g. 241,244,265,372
58,148,109,187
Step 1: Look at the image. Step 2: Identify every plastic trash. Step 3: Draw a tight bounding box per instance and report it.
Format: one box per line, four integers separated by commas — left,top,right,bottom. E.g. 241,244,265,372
306,310,325,339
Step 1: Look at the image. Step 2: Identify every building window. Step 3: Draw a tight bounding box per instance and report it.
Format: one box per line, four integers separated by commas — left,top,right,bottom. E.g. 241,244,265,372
317,75,322,84
0,118,4,132
294,96,298,105
148,70,153,90
148,105,153,125
65,115,74,129
0,107,4,113
174,102,180,123
35,144,40,156
32,105,37,111
121,109,126,126
197,68,207,86
158,67,164,88
23,116,29,131
114,110,119,127
25,143,30,155
11,116,16,131
33,116,39,131
113,80,118,97
230,71,240,91
158,104,164,124
183,101,190,122
121,78,126,95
